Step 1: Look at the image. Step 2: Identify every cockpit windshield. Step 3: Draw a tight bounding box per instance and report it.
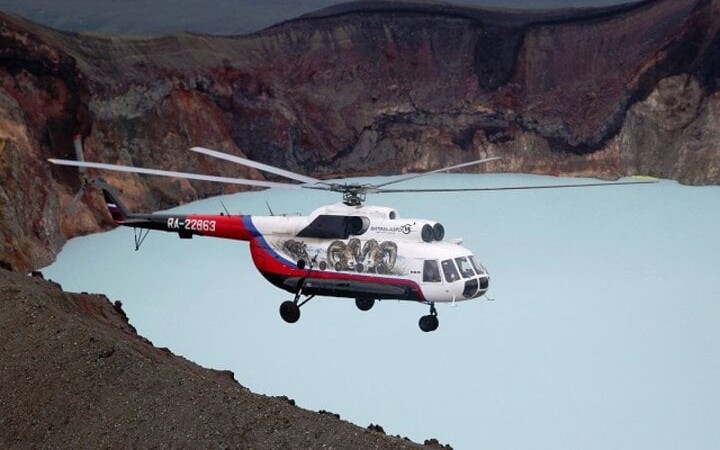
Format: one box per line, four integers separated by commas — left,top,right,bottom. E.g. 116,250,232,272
468,255,486,275
454,257,475,278
441,259,460,282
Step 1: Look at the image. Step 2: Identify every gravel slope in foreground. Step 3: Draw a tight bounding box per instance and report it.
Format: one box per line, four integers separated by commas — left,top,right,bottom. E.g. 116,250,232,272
0,268,445,449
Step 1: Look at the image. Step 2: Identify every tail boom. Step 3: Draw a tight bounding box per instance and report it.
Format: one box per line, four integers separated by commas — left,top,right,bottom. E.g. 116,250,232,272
98,183,254,241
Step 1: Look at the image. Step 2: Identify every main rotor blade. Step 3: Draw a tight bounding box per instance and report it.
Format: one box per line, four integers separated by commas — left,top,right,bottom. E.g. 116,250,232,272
374,156,503,188
375,179,657,194
190,147,328,186
48,159,303,189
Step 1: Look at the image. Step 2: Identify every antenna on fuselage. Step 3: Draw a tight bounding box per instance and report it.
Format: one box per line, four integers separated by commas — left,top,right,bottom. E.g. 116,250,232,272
220,201,230,215
265,200,275,216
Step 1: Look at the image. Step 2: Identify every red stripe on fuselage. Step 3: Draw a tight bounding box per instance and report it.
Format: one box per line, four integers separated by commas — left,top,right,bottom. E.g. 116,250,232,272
185,214,254,241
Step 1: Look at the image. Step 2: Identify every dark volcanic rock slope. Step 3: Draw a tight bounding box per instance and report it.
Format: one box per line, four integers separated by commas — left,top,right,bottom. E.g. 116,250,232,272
0,0,719,271
0,268,430,448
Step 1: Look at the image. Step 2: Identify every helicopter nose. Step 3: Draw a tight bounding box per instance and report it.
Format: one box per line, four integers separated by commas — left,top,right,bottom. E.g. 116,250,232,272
460,275,490,299
471,275,489,299
478,275,489,293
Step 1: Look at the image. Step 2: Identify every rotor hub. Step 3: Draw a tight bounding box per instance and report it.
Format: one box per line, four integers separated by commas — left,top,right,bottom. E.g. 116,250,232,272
331,184,368,206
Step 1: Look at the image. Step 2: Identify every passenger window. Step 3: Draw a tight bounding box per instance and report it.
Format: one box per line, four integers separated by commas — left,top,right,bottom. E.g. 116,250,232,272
455,257,475,278
423,260,441,282
441,259,460,282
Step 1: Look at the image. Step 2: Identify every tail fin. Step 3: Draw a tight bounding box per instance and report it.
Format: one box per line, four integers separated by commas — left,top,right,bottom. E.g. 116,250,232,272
96,182,130,222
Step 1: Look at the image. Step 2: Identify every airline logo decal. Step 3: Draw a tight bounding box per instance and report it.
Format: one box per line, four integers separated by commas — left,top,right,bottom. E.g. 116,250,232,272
370,224,412,234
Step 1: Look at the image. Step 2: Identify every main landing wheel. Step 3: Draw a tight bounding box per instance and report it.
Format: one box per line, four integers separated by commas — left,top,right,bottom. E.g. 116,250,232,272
419,315,439,332
279,301,300,323
355,298,375,311
418,302,439,332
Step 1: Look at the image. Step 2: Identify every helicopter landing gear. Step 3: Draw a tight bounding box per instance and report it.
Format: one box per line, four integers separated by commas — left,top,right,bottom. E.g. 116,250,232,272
279,287,315,324
355,297,375,311
418,302,439,332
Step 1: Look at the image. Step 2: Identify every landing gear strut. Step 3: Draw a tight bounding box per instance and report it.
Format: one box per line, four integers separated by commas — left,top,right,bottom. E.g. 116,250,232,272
418,302,439,332
279,291,315,324
279,263,316,324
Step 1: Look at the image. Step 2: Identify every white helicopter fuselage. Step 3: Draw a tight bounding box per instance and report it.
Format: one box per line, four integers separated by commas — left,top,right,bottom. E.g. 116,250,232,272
247,202,490,304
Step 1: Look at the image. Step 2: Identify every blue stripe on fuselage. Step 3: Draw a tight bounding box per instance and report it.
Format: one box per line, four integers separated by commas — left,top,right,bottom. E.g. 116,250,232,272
241,215,296,267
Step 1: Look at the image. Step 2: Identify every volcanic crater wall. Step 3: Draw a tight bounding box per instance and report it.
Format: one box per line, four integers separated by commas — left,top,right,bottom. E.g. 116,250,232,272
0,0,719,271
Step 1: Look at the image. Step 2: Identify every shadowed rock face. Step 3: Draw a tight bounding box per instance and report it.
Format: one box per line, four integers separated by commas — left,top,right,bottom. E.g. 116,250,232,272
0,0,718,271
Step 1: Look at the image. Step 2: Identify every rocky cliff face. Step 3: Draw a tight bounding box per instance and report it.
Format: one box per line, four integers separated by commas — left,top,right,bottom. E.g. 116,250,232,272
0,267,440,448
0,0,718,271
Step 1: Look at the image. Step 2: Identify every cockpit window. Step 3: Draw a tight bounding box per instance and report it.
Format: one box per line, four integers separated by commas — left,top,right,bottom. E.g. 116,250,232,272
454,257,475,278
441,259,460,282
423,260,441,282
468,255,486,275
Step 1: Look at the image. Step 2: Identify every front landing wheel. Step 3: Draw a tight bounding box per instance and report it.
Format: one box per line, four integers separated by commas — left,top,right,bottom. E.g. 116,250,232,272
419,314,439,332
280,301,300,323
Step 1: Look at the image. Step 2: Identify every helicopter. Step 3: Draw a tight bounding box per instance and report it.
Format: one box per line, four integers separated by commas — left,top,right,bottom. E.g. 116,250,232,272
49,137,655,331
